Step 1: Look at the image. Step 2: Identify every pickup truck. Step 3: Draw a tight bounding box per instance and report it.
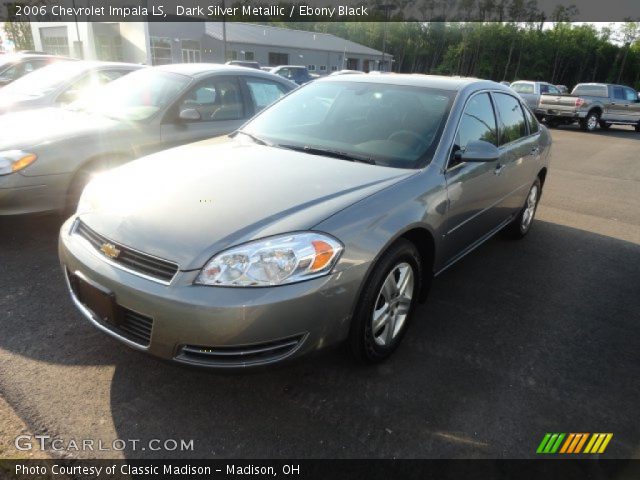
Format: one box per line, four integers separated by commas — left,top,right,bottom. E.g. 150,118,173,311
510,80,562,115
538,83,640,132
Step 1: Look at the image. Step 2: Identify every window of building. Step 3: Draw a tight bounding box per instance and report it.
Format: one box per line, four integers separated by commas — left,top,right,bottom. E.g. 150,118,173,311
96,35,123,62
181,40,201,63
319,65,327,72
331,66,338,72
40,27,69,56
268,52,289,66
493,93,527,146
307,65,316,71
346,58,358,70
244,51,254,61
151,37,172,65
225,50,238,61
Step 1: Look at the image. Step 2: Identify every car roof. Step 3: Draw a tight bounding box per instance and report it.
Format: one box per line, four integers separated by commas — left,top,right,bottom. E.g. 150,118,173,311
317,73,495,92
271,65,306,70
154,62,292,79
0,53,74,63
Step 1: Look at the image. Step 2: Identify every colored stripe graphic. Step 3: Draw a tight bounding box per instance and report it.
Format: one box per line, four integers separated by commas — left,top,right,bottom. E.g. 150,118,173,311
537,433,613,454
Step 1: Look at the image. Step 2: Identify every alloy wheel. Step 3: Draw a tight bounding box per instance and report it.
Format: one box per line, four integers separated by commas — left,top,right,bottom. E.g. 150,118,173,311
371,262,414,347
521,184,539,231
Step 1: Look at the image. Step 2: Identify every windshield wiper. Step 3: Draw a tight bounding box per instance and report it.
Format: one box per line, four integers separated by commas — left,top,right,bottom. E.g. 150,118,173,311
232,130,273,146
277,144,376,165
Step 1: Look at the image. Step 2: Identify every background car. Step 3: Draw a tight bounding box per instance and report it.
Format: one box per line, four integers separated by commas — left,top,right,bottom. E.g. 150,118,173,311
58,75,551,369
0,60,141,115
0,64,297,216
330,70,365,76
270,65,315,85
510,80,562,117
0,53,74,88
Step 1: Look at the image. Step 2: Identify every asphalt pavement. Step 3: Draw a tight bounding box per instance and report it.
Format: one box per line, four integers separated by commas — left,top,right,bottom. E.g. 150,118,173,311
0,124,638,459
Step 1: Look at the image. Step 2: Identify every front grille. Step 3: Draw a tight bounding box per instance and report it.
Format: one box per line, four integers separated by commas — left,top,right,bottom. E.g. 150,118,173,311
74,220,179,283
176,334,306,367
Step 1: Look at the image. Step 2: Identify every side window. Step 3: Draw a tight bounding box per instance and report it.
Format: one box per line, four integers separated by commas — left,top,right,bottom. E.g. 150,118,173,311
512,83,534,94
99,69,129,82
612,86,625,100
57,74,92,104
451,93,497,167
493,93,527,146
179,77,244,122
624,87,637,102
540,84,550,94
523,105,539,134
547,84,560,95
245,78,288,112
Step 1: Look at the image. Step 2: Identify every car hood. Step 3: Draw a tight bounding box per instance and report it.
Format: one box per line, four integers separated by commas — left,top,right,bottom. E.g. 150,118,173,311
0,108,121,149
79,142,415,270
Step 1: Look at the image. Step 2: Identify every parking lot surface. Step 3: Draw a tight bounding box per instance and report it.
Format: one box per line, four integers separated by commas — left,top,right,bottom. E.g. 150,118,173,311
1,125,639,459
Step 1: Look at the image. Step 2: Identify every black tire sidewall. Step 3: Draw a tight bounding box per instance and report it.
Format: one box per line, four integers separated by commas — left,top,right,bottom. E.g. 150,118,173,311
349,239,422,363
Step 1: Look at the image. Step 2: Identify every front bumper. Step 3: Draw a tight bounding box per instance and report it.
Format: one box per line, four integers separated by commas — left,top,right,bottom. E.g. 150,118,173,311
58,217,365,369
0,171,69,215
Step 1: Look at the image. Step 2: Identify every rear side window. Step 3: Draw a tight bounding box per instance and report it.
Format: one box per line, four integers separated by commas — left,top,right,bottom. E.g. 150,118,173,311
453,92,498,157
245,78,288,112
540,84,560,95
511,82,534,94
572,84,608,97
493,93,527,146
523,105,539,134
613,86,626,100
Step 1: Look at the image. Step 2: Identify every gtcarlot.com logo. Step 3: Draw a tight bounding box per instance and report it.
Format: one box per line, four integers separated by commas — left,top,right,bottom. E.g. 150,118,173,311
536,433,613,454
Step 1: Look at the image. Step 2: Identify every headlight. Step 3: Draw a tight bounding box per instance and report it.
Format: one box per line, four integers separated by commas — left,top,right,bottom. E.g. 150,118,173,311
195,232,343,287
0,150,37,176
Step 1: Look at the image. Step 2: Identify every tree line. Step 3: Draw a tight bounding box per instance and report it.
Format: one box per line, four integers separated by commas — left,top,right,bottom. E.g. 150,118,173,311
278,21,640,90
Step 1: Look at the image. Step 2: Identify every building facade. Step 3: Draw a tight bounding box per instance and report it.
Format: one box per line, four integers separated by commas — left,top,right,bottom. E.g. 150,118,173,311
28,21,391,72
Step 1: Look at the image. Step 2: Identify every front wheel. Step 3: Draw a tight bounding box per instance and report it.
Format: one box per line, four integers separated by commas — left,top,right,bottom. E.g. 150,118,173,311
349,239,422,363
504,178,541,239
580,111,599,132
599,121,611,130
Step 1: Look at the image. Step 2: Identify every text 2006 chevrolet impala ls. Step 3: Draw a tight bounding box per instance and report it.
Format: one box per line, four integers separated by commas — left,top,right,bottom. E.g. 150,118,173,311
59,75,551,368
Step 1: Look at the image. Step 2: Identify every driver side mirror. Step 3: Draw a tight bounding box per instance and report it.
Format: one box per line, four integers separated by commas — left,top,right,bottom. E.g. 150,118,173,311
179,108,201,121
454,140,500,163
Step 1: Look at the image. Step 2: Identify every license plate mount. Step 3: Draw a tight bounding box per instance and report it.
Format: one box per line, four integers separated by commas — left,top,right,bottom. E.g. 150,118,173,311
69,273,121,327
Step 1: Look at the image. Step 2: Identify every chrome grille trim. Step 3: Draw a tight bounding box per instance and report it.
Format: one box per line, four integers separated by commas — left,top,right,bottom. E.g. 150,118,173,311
73,219,179,285
175,334,307,368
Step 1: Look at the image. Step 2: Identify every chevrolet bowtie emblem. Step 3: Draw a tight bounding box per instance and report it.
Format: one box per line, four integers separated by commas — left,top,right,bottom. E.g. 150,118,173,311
100,242,120,259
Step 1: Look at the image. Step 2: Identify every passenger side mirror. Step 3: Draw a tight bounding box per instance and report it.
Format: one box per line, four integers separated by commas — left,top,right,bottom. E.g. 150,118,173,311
179,108,201,121
454,140,500,163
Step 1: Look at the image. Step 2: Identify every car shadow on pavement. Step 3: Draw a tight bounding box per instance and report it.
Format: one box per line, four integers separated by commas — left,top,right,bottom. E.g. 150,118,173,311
1,216,638,458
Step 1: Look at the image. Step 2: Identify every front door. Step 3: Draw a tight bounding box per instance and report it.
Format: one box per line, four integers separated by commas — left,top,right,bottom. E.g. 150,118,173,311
443,92,505,264
160,75,247,147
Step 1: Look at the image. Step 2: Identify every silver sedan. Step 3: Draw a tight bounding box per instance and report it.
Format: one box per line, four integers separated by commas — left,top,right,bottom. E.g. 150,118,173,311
59,75,551,368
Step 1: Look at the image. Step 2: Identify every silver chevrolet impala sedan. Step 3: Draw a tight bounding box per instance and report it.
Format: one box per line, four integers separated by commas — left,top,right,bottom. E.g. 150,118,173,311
59,75,551,368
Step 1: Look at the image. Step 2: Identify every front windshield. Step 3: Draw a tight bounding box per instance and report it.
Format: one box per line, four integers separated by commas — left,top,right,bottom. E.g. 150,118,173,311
242,80,454,168
70,69,191,121
1,61,89,97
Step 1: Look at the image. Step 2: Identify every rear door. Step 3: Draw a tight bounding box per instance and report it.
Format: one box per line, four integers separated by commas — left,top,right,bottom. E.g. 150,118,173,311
622,87,640,123
608,86,629,121
491,92,538,214
442,92,504,263
160,75,247,147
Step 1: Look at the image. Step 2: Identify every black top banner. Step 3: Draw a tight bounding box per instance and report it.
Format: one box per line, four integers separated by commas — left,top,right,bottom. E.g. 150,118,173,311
2,0,640,23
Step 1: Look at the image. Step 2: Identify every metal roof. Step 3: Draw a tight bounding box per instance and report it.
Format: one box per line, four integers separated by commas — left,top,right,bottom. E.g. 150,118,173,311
205,23,388,57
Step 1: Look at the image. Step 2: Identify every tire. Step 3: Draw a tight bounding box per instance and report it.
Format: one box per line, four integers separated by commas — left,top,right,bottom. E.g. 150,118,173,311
545,118,559,128
635,122,640,133
504,178,541,239
599,121,611,130
349,239,422,364
580,111,599,132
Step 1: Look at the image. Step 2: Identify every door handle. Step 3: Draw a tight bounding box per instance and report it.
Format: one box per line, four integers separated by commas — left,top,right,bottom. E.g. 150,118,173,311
494,163,505,175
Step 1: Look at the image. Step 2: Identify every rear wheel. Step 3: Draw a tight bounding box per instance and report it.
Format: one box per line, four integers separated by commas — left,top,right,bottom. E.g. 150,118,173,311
504,178,541,239
349,239,421,364
580,111,599,132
